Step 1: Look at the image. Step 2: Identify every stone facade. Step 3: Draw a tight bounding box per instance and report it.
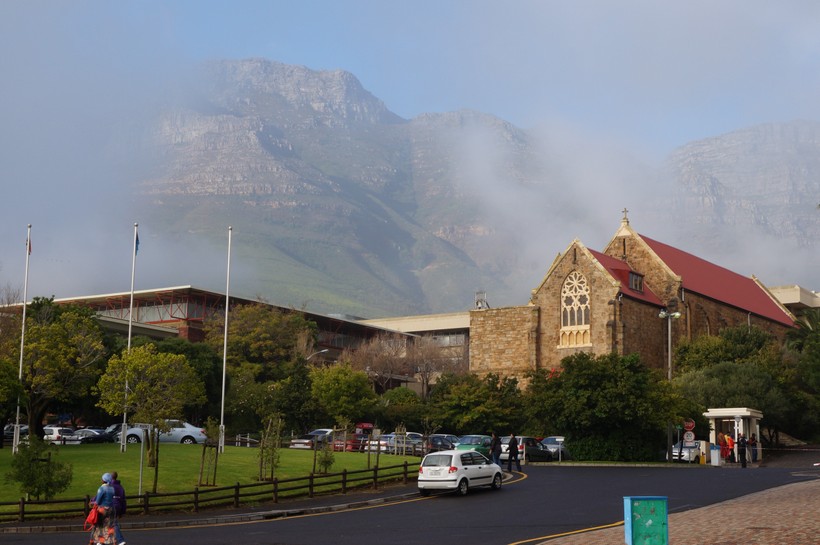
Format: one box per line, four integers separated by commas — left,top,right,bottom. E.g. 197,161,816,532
469,306,539,377
469,217,794,381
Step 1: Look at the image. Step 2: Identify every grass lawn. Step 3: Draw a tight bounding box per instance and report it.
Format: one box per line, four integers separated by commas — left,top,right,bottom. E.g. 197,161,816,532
0,443,419,503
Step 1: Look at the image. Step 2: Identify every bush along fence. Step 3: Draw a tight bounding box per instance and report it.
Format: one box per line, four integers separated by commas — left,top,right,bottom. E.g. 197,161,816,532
0,461,414,524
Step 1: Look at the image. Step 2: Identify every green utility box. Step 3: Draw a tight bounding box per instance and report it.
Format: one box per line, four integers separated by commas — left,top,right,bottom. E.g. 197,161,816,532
623,496,668,545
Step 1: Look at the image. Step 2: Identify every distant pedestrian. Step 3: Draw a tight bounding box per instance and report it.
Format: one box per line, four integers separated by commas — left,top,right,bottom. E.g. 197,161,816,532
111,471,127,545
725,433,735,463
737,434,748,468
749,433,758,463
507,433,521,472
489,432,502,466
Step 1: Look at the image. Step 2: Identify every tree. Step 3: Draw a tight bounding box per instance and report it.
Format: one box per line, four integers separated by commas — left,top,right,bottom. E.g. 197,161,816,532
674,324,820,443
135,336,221,424
675,325,774,374
428,373,522,435
202,303,318,433
4,298,107,438
203,303,318,382
268,362,318,434
309,363,377,426
529,353,676,461
406,334,466,399
96,344,206,493
343,333,410,394
378,387,424,431
786,308,820,353
5,436,72,500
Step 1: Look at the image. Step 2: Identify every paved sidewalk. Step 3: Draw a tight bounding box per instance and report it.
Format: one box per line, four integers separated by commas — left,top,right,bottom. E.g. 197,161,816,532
537,478,820,545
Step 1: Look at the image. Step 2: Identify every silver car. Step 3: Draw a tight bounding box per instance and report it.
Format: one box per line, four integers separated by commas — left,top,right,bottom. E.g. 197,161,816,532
418,449,503,496
541,436,571,460
672,441,701,463
121,420,207,444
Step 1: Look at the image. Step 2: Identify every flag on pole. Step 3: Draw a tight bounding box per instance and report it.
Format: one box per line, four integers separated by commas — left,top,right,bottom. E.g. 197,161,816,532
26,236,31,255
135,231,140,255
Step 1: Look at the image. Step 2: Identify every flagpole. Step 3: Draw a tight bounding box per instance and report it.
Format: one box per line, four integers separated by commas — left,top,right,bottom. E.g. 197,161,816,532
219,226,232,453
121,222,138,453
12,225,32,454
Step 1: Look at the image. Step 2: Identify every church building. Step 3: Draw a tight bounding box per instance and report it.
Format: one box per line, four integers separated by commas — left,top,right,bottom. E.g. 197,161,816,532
469,212,796,381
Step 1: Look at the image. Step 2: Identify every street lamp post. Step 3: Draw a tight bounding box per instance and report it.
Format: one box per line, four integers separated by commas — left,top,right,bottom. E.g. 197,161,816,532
306,349,329,361
658,309,681,380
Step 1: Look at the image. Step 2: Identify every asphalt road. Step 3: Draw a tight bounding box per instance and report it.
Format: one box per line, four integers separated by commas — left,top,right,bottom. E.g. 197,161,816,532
4,460,816,545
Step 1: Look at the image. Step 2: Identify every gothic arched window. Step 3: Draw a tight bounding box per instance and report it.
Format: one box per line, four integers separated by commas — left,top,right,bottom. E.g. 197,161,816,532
559,271,591,347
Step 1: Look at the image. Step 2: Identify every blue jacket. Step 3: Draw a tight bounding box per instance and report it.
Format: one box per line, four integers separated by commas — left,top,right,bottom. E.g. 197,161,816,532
94,483,114,508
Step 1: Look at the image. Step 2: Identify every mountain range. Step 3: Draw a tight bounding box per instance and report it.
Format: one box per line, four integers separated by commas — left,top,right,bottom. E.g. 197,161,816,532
137,59,819,318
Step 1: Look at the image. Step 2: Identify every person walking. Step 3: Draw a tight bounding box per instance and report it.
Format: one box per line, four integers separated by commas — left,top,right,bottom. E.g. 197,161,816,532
111,471,127,545
507,433,521,472
89,473,116,545
489,432,502,466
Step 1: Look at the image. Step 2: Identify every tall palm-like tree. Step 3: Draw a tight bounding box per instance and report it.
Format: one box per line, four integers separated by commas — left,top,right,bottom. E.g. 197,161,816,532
786,308,820,352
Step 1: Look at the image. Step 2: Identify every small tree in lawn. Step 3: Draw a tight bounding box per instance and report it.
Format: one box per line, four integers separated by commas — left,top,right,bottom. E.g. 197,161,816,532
258,414,284,481
5,436,72,500
96,343,206,493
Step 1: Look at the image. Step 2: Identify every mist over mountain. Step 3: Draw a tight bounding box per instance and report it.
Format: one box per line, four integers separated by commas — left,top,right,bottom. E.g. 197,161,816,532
138,59,819,317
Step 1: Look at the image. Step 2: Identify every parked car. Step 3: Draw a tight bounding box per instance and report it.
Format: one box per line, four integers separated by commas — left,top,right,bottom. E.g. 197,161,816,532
415,434,456,456
500,435,553,462
289,428,334,449
455,435,493,457
333,433,370,452
364,431,423,454
122,420,208,444
43,426,75,445
3,424,29,441
431,433,460,447
672,441,701,463
418,449,503,496
540,436,570,460
65,428,116,444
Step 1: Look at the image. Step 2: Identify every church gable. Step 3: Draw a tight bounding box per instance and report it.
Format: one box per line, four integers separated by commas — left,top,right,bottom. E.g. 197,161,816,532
603,217,681,307
530,240,622,368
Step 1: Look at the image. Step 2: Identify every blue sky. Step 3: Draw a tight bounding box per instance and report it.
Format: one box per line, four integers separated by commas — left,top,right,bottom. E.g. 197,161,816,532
1,1,819,301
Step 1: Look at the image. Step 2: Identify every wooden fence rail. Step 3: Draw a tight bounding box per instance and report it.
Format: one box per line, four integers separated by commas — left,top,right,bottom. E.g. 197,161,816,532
0,462,413,523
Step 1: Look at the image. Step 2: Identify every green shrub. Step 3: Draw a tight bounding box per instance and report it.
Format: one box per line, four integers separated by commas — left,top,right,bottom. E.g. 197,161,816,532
5,437,73,500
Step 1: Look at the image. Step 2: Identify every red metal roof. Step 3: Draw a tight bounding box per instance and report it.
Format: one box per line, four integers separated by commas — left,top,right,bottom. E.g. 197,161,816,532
640,235,793,327
589,249,664,306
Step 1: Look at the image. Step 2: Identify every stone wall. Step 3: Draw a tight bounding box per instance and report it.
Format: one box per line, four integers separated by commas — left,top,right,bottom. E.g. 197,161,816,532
469,306,538,378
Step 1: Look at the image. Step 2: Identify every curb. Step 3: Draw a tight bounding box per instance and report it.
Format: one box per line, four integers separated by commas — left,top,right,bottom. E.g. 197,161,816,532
0,491,422,534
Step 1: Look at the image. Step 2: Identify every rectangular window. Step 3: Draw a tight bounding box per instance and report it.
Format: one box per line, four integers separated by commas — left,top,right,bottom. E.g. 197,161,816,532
629,272,644,292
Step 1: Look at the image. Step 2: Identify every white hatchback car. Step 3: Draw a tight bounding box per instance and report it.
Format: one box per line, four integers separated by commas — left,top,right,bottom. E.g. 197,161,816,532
418,449,503,496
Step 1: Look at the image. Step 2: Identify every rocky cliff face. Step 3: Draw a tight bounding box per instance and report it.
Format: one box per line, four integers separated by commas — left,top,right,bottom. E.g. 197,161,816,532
138,59,819,316
666,121,820,245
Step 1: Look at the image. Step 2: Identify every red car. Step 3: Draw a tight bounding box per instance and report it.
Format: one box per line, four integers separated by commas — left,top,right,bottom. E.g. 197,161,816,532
333,433,370,452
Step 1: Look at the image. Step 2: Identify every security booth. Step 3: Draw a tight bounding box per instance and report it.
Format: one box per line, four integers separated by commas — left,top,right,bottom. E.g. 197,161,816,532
702,407,763,464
